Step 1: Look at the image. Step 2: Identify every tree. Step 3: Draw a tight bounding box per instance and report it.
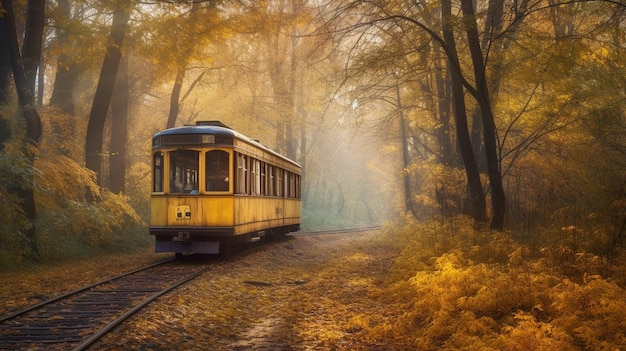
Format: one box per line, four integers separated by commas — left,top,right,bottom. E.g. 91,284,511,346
0,2,10,105
130,0,226,129
1,7,12,144
84,0,130,189
0,0,44,254
239,0,306,160
318,1,491,224
21,0,45,96
441,0,487,224
1,0,43,144
49,0,76,116
398,91,415,217
164,0,203,129
459,0,505,229
108,55,129,194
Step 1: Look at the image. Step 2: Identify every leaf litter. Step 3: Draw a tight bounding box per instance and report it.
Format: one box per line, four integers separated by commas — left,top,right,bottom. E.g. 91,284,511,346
1,231,398,350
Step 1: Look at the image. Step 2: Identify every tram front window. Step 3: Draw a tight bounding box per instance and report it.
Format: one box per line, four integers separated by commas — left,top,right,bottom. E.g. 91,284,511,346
170,150,199,194
206,150,230,191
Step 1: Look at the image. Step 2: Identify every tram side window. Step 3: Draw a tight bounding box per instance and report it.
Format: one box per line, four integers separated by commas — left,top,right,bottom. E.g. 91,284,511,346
153,152,164,192
236,153,249,194
251,159,261,195
268,166,275,196
260,162,267,195
296,174,301,199
276,168,284,197
288,172,296,198
206,150,229,192
170,150,199,194
287,172,299,198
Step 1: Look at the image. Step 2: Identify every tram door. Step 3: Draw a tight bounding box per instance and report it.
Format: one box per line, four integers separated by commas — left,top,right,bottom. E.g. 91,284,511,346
205,150,230,192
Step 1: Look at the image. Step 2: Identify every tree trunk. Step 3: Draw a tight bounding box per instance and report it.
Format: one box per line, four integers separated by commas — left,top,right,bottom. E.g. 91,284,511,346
285,120,296,161
461,0,506,230
166,66,184,129
50,61,76,115
0,15,11,146
434,64,457,168
1,0,42,144
1,0,43,255
299,112,308,206
49,0,75,115
400,114,415,217
85,0,130,188
265,3,298,158
109,55,129,194
165,0,201,130
21,0,45,96
470,0,505,175
442,0,486,223
397,84,415,217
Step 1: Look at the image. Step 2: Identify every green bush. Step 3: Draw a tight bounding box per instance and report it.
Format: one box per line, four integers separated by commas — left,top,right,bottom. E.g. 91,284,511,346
0,148,36,266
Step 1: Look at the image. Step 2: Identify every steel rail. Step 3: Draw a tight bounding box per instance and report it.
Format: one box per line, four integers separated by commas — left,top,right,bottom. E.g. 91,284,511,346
0,256,210,350
0,257,175,323
1,227,379,349
293,225,382,236
71,265,210,351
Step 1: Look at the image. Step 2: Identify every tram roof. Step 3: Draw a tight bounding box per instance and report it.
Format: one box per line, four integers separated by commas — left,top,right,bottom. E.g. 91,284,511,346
152,121,300,168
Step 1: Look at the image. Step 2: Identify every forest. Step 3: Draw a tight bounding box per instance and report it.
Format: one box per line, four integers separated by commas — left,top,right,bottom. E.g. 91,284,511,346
1,0,625,347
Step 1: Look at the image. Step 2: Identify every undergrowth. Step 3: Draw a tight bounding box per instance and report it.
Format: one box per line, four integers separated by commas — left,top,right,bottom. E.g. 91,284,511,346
0,152,33,265
0,108,149,268
369,215,626,350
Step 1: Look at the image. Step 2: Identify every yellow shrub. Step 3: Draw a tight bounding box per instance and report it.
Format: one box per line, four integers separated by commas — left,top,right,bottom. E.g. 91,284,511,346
369,217,626,350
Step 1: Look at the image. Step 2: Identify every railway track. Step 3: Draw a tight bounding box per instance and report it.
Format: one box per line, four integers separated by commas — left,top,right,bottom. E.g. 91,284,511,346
295,225,382,236
0,227,380,350
0,257,211,351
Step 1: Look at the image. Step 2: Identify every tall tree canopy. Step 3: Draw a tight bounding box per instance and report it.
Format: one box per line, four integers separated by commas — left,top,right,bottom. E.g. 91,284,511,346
0,0,624,263
316,0,625,230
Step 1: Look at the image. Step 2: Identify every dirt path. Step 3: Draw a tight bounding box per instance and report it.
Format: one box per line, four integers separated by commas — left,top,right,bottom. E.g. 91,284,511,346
93,230,399,350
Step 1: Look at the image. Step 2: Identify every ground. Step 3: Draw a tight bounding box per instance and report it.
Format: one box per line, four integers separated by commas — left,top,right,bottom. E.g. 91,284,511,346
0,230,399,350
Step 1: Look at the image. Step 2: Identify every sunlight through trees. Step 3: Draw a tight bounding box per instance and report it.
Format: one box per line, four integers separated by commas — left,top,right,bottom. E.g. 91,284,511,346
1,0,625,346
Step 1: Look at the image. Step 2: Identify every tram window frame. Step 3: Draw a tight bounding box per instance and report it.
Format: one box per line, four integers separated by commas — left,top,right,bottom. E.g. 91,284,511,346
153,152,164,193
252,158,261,195
268,165,275,196
296,174,301,199
276,168,284,197
205,149,230,192
289,172,296,198
236,153,249,194
169,149,199,194
250,158,257,195
288,172,296,198
260,162,267,196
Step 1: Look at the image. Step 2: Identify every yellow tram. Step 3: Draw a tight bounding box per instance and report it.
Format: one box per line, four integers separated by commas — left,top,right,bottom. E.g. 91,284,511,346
149,121,301,255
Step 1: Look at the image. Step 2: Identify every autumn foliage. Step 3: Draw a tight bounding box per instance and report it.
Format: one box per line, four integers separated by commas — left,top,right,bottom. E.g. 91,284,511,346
1,0,625,347
3,223,624,349
367,217,626,350
0,108,147,266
